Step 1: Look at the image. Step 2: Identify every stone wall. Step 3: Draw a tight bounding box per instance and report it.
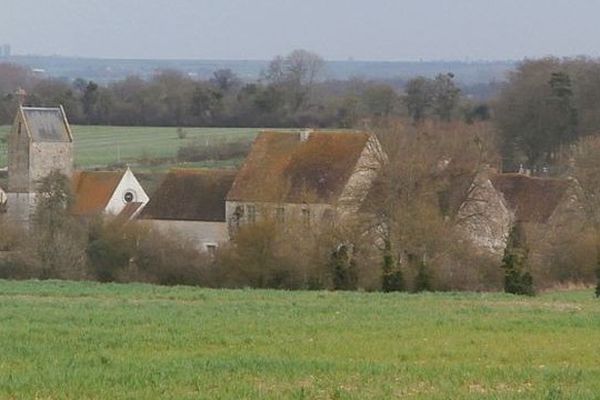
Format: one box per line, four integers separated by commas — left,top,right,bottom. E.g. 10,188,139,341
5,192,36,225
145,220,228,251
30,142,73,191
337,134,384,216
456,173,512,256
225,200,334,234
7,113,30,192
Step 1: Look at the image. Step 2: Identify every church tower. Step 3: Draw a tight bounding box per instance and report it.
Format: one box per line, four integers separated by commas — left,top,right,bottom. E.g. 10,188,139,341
6,104,74,223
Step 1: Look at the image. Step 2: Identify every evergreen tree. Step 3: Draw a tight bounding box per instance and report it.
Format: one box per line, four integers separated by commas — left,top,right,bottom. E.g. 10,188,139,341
330,245,358,290
414,260,432,292
381,240,404,292
501,224,535,296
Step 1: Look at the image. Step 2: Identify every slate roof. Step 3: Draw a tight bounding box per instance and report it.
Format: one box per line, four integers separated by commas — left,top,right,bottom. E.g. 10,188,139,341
71,170,125,216
21,106,72,142
139,169,236,222
227,131,370,204
491,173,570,223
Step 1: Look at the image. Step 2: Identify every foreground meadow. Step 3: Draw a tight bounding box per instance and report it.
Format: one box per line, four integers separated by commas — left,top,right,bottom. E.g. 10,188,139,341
0,280,599,399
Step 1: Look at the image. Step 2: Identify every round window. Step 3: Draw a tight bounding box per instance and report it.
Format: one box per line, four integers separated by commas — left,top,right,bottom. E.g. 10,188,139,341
124,191,135,203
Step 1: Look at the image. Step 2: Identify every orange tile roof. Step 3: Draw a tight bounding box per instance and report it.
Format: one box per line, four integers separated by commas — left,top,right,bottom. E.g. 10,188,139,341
227,131,370,204
140,168,236,222
71,170,124,216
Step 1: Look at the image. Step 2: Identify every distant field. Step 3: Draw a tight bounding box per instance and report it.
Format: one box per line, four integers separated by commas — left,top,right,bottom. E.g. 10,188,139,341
0,125,259,168
0,280,599,399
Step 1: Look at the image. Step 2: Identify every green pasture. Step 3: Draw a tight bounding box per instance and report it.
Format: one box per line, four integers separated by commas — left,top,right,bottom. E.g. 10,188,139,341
0,280,599,399
0,125,259,168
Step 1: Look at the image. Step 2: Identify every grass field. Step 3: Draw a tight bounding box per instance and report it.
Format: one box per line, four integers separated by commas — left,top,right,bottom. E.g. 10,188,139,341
0,280,599,399
0,125,259,168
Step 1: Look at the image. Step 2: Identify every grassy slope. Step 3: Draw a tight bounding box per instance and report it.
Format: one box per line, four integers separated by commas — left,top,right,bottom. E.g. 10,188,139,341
0,125,259,168
0,280,599,399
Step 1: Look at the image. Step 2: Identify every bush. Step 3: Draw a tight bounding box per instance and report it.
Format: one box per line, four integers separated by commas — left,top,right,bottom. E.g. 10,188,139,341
329,245,358,291
414,261,432,292
176,127,187,139
381,242,404,292
501,225,535,296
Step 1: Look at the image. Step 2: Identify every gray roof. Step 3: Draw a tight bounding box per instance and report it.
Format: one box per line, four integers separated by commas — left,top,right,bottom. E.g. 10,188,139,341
22,107,72,142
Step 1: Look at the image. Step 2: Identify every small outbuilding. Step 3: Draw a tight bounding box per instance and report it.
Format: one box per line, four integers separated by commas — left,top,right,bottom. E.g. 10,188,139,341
139,168,237,253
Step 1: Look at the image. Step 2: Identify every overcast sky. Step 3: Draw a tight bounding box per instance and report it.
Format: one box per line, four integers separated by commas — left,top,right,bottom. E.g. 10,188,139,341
1,0,599,61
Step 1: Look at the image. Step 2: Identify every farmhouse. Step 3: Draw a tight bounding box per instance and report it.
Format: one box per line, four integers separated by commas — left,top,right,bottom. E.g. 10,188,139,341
139,168,236,252
5,105,74,223
71,167,149,220
457,171,585,255
225,130,383,232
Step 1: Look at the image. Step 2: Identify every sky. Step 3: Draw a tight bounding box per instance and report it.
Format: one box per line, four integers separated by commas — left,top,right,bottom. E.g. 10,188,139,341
1,0,599,61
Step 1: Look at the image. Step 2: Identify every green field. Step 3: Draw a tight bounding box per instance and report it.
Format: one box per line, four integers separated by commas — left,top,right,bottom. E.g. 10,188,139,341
0,280,599,399
0,125,259,168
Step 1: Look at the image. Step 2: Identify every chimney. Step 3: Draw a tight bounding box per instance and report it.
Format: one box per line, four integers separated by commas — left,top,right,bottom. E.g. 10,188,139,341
15,87,27,106
299,129,313,142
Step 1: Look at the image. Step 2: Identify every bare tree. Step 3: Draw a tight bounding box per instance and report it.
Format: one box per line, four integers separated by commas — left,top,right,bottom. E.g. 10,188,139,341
263,49,325,112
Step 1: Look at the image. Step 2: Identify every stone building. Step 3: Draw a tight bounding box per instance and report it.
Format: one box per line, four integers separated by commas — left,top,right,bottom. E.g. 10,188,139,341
225,130,383,232
457,171,586,256
139,169,237,253
6,105,74,223
71,167,149,220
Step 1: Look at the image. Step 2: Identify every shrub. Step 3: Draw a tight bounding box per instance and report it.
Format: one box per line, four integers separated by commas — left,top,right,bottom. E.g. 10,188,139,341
329,245,358,291
501,225,535,296
381,241,404,292
176,127,187,139
414,261,432,292
33,171,88,280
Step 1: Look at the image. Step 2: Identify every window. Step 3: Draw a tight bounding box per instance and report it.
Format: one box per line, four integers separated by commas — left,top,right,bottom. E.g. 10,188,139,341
205,243,217,258
275,207,285,223
18,122,21,135
123,190,136,203
247,204,256,223
302,208,310,226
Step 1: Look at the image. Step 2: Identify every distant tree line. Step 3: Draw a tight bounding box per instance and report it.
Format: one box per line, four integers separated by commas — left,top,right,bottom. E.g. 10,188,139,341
494,57,600,170
0,50,481,128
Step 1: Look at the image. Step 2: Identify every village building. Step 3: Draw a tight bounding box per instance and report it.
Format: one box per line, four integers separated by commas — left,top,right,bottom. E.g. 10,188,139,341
71,167,149,220
5,105,74,223
225,130,383,232
139,168,237,253
457,171,586,256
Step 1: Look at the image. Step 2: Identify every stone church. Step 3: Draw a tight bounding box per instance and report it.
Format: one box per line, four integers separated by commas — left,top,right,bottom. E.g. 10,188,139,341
4,105,148,224
6,105,74,223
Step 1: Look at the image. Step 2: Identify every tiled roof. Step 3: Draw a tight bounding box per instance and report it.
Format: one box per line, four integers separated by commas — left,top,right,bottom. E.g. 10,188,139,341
21,107,71,142
227,131,370,204
117,201,144,220
139,168,236,222
71,170,124,216
491,173,570,223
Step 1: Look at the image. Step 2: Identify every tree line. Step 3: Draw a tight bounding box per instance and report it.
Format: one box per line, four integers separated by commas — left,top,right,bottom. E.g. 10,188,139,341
0,50,477,128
